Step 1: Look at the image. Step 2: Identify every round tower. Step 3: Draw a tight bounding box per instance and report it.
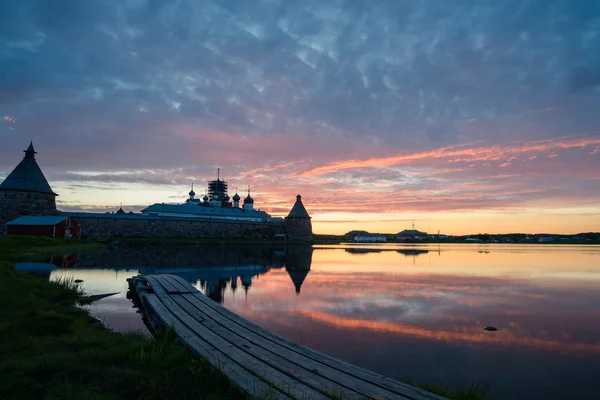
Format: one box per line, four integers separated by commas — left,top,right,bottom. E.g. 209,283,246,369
0,142,58,228
285,194,313,241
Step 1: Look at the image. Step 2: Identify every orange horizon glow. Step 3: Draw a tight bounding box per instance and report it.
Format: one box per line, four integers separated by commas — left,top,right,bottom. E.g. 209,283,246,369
5,133,599,236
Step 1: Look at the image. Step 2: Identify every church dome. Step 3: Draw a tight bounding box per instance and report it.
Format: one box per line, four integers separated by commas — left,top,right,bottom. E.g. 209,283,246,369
189,189,196,196
232,193,240,201
224,194,230,201
203,194,209,201
244,194,254,204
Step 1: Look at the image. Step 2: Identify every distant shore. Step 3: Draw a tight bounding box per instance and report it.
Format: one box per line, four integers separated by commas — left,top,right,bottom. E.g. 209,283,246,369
314,233,600,245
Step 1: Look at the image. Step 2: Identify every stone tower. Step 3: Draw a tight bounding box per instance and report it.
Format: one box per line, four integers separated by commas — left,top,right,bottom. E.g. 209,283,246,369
285,194,313,241
0,142,58,228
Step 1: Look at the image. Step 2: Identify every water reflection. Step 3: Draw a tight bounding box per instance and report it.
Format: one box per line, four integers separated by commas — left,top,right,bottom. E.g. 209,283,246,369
344,247,430,257
14,243,600,400
21,245,314,304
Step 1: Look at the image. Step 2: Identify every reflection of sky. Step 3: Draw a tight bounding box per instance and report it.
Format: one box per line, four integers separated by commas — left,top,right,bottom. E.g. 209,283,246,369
46,244,600,399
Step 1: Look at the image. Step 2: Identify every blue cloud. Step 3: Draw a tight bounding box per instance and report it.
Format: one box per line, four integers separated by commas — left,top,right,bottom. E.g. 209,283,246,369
1,0,599,171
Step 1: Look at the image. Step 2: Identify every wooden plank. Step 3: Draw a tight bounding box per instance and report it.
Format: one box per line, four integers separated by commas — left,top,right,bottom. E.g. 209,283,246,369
152,275,191,294
164,274,447,400
139,292,287,400
171,294,348,400
147,277,327,400
145,276,326,400
162,275,433,400
163,295,364,399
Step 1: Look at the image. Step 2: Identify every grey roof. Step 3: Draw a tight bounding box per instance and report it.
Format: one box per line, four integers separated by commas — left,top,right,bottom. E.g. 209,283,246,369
0,142,57,195
7,216,68,226
141,202,270,219
287,194,310,218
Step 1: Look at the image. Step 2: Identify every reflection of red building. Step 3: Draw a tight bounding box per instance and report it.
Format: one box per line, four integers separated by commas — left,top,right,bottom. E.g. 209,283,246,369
6,216,81,239
49,253,80,268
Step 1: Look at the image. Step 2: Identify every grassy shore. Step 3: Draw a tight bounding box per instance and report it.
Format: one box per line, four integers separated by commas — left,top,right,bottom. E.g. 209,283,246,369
0,235,105,261
0,260,245,400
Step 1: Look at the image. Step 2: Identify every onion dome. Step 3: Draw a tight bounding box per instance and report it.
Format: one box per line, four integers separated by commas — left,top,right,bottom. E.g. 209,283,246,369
232,192,240,201
189,189,196,196
203,194,209,202
223,194,230,201
244,194,254,204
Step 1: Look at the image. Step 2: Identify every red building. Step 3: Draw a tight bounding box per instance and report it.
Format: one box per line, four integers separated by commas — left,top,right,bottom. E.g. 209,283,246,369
6,216,81,239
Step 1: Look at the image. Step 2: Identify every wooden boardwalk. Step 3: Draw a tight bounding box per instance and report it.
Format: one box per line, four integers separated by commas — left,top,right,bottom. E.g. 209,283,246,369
128,274,447,400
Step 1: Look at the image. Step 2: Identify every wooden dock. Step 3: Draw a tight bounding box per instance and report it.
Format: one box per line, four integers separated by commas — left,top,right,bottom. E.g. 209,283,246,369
127,274,447,400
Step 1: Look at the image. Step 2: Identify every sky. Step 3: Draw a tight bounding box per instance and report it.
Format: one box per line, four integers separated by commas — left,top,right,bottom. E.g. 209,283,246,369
1,0,600,235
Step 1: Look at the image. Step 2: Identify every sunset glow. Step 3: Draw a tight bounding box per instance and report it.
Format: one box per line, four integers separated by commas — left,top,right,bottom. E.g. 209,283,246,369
1,0,599,234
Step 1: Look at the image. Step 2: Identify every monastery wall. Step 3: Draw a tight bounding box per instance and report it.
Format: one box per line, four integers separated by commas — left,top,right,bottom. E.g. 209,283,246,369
71,215,285,239
285,218,313,241
0,190,58,230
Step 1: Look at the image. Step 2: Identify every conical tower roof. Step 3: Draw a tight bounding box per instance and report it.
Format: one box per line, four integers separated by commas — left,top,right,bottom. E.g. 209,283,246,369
286,194,310,218
0,142,57,195
286,268,309,294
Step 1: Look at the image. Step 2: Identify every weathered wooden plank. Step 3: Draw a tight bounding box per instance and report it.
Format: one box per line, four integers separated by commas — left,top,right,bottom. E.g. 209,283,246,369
138,292,287,400
153,274,188,294
164,274,446,400
145,276,326,400
161,293,364,399
161,275,437,400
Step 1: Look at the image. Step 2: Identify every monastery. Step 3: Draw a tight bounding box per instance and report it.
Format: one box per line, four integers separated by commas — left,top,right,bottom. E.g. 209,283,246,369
0,143,312,241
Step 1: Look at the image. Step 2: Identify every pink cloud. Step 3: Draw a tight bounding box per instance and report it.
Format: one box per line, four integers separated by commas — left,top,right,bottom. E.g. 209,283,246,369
291,136,600,178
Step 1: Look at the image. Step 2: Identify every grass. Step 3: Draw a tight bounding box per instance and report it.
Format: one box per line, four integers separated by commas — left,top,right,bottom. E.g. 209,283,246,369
0,261,245,400
0,235,105,261
404,378,489,400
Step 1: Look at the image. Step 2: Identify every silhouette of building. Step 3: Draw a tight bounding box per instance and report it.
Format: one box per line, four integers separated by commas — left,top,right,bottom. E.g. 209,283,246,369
353,233,387,242
0,142,58,229
285,194,312,241
140,172,272,223
2,144,309,239
344,230,369,241
396,229,429,241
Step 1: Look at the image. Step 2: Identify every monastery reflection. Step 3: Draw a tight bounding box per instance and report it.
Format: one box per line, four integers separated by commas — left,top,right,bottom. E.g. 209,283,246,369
165,245,313,303
19,244,314,304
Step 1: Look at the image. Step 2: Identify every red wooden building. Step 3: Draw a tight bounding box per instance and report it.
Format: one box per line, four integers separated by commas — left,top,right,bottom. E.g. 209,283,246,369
6,216,81,239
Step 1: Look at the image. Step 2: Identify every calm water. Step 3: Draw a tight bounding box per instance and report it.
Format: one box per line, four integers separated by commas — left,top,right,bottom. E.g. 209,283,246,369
18,243,600,399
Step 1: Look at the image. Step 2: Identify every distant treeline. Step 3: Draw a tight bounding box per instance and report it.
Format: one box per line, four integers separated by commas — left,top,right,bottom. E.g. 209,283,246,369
314,232,600,243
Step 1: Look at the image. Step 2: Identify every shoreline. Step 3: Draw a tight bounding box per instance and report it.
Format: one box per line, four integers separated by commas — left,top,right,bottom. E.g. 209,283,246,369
100,236,600,246
1,235,488,400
